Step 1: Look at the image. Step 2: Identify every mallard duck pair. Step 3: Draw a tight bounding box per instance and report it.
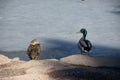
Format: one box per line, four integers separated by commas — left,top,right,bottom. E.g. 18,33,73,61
76,28,92,54
27,28,92,60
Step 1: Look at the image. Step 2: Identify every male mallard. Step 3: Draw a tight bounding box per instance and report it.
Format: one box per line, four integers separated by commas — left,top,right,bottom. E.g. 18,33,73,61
27,39,41,60
76,28,92,54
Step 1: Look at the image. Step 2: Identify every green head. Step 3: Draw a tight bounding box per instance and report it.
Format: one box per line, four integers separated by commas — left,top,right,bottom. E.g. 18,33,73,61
80,28,87,37
76,28,87,37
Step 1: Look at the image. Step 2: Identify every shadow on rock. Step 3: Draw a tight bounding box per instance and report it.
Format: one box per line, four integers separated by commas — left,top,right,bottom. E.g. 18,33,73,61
49,67,120,80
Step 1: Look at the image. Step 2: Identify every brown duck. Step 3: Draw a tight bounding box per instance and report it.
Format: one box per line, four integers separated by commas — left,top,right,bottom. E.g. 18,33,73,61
27,39,41,60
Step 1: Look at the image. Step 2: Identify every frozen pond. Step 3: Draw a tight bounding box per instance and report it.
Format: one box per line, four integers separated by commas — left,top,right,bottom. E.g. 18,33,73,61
0,0,120,60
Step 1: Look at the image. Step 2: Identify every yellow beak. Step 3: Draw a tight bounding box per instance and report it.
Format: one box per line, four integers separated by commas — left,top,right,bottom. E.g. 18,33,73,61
76,32,81,34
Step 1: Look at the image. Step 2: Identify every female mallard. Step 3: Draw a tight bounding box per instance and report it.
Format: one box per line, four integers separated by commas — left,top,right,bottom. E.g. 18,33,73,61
27,39,41,60
76,28,92,54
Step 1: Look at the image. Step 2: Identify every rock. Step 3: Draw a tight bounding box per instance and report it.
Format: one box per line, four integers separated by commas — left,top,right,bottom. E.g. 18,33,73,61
60,54,120,68
0,54,76,80
0,54,120,80
0,54,11,65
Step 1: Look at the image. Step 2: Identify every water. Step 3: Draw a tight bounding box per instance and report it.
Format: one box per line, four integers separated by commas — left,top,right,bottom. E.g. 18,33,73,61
0,0,120,60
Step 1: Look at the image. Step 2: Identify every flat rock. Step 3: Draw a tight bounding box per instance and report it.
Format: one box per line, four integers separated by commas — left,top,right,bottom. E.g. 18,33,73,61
60,54,120,68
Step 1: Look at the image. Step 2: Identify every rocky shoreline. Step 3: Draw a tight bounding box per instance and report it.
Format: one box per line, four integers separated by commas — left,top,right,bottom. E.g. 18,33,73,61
0,54,120,80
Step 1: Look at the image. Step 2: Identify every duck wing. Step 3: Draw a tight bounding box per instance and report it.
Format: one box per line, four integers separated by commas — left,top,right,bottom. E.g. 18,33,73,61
84,40,92,51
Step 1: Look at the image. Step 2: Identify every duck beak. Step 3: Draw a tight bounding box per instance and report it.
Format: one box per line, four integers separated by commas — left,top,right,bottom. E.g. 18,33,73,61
76,31,81,34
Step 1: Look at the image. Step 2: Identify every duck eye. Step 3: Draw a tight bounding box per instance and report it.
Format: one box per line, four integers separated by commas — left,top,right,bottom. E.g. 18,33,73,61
80,29,82,32
80,29,84,33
